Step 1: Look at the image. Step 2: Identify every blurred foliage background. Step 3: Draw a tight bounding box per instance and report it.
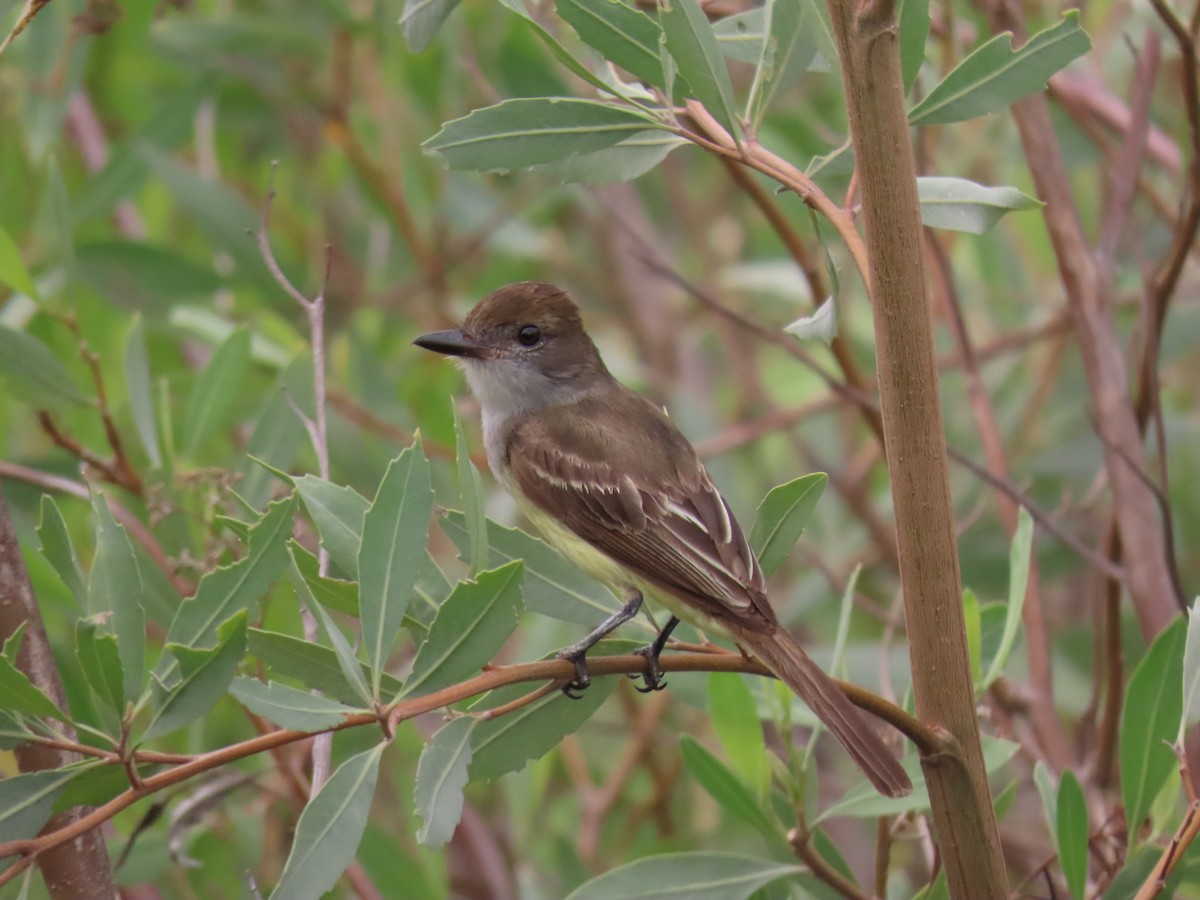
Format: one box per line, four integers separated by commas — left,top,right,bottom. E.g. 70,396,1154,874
0,0,1197,895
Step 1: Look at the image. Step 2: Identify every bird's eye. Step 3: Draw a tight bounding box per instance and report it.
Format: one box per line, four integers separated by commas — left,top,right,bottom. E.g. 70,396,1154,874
517,325,541,346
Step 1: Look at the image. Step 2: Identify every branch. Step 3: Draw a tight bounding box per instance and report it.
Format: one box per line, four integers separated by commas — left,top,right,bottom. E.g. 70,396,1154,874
0,650,937,885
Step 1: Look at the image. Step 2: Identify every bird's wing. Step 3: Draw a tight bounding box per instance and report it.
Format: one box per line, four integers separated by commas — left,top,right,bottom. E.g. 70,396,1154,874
505,393,774,632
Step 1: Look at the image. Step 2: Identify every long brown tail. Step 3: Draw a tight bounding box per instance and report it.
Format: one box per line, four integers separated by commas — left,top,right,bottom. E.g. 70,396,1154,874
737,626,912,798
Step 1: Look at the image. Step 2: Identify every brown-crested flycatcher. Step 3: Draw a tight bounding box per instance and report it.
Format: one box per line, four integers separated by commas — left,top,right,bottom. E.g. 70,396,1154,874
414,282,911,798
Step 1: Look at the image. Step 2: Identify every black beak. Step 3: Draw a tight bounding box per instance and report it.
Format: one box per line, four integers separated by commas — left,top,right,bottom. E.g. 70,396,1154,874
412,329,488,359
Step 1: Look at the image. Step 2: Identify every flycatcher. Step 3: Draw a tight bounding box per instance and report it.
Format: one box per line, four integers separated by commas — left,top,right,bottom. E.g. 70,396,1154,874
414,282,911,798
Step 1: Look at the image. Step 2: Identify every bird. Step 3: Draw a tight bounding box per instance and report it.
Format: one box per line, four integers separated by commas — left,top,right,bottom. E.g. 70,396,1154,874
414,281,911,798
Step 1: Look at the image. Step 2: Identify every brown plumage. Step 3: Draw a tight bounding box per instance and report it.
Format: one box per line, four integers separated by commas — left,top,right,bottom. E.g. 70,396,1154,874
415,282,912,798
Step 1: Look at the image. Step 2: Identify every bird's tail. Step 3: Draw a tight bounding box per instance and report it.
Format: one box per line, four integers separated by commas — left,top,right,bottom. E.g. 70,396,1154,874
738,627,912,798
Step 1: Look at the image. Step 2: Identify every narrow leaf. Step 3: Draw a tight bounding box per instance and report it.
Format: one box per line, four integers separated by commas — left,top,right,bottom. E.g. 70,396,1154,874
564,852,803,900
359,443,434,695
749,473,827,577
470,661,618,778
897,0,930,92
908,11,1091,125
454,407,488,577
679,735,778,839
0,227,37,297
290,549,373,706
783,296,836,344
89,493,145,702
292,543,359,617
752,0,817,124
0,324,88,409
963,588,982,687
918,177,1042,233
144,610,248,741
247,629,402,705
982,506,1032,689
124,315,162,468
525,131,686,184
182,327,252,459
269,744,384,900
660,0,741,138
707,673,767,797
0,768,86,843
1178,596,1200,743
1056,770,1088,900
1033,760,1057,834
1121,619,1185,848
76,617,126,714
230,677,359,730
0,625,67,721
425,98,659,173
295,475,369,577
400,0,463,52
37,496,86,607
163,494,295,659
402,562,524,700
556,0,666,88
414,717,476,849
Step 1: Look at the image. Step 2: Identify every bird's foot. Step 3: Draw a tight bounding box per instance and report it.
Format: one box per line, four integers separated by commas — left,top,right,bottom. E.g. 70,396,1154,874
555,646,591,699
628,643,668,693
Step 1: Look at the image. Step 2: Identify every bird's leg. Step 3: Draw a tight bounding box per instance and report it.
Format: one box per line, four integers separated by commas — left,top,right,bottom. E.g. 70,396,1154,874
629,616,680,693
555,591,644,699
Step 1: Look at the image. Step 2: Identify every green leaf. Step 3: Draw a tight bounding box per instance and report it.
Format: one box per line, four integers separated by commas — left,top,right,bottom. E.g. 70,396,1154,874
981,506,1032,690
0,768,87,843
414,717,476,849
1121,618,1185,848
749,473,827,577
818,736,1017,821
0,324,88,409
1056,770,1088,900
400,0,463,52
714,9,766,64
918,177,1042,233
0,227,38,297
411,552,453,634
247,629,402,704
454,407,488,577
144,610,248,740
124,315,162,468
556,0,666,88
89,493,146,702
1033,760,1057,833
0,624,67,721
75,240,222,310
425,98,660,173
749,0,817,125
1178,596,1200,744
290,550,373,706
525,131,686,184
182,327,253,459
295,475,370,577
163,494,295,659
441,511,625,626
37,496,86,607
292,543,359,617
897,0,930,92
75,617,126,714
679,735,778,839
139,147,266,281
230,677,360,730
402,562,524,701
359,443,434,696
469,658,619,779
564,852,803,900
963,588,982,687
707,673,767,797
269,743,384,900
660,0,741,139
908,11,1091,125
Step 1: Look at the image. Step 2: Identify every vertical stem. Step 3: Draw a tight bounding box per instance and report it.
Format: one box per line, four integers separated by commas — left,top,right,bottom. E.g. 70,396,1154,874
822,0,1007,894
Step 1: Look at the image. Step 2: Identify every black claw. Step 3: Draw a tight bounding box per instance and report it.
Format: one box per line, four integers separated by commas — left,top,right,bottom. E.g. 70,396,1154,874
631,645,669,693
557,649,591,699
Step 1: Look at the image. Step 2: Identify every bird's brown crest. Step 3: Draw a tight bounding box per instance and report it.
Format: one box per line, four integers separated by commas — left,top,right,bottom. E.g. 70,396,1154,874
464,282,583,338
